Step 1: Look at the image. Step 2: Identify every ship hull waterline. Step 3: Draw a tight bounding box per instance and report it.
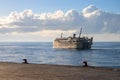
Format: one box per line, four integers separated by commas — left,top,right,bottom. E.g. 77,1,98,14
53,41,92,50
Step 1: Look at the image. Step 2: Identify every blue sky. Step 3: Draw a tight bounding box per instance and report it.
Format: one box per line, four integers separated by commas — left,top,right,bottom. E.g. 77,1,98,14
0,0,120,16
0,0,120,42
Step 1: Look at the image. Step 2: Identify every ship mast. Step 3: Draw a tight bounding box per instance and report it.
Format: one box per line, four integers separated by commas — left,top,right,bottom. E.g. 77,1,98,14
61,33,63,38
79,28,82,38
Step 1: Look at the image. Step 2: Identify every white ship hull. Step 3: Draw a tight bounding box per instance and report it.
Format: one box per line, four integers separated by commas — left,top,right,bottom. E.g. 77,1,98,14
53,40,92,49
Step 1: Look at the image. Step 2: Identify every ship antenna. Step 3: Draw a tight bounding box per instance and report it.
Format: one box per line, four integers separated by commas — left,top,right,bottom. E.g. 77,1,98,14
61,32,63,38
79,28,82,38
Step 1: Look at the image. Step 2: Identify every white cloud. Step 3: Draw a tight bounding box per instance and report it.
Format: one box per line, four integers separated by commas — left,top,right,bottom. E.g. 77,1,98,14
83,33,120,42
82,5,100,17
0,5,120,41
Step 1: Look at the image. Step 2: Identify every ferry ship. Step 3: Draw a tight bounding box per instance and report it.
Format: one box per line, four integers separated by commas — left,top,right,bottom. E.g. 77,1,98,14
53,28,93,49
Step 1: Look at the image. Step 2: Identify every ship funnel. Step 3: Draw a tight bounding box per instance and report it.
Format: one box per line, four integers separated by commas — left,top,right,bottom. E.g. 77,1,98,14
73,34,76,38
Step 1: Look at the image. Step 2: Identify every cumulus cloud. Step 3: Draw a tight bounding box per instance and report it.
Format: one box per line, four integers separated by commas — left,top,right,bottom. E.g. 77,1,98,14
82,5,100,17
0,5,120,34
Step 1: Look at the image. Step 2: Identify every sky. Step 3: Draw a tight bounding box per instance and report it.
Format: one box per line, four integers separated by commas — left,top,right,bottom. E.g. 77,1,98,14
0,0,120,42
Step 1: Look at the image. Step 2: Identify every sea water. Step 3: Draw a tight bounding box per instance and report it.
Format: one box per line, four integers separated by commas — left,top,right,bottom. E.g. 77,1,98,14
0,42,120,68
